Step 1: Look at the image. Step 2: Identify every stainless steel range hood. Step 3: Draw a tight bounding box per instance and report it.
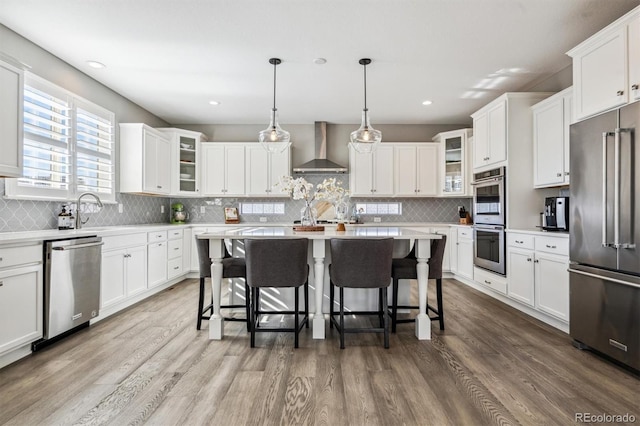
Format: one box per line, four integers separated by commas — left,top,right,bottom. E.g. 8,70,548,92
293,121,348,174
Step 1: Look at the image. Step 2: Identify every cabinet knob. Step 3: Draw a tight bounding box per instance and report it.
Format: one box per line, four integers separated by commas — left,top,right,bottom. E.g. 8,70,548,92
546,244,557,249
0,281,3,286
0,257,3,261
556,172,562,177
534,259,539,263
515,240,523,244
157,185,162,189
564,172,570,176
484,280,491,285
174,266,179,270
632,84,639,90
617,90,624,96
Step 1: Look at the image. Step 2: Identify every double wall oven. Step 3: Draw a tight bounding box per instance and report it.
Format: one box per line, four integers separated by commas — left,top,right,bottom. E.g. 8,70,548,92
472,167,506,275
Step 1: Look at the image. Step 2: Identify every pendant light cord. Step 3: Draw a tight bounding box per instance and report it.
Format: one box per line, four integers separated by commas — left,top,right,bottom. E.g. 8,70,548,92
272,60,277,112
363,62,367,111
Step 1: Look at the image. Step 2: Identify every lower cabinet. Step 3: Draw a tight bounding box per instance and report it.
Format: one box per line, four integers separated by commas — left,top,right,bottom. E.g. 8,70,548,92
167,229,184,280
507,231,569,321
450,226,474,281
101,243,147,309
147,231,168,288
475,266,507,295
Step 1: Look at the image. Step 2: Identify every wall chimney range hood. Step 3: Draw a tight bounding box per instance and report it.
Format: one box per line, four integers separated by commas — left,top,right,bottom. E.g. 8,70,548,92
293,122,348,174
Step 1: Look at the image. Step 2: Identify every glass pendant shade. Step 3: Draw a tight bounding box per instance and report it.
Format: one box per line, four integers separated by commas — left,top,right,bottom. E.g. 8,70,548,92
260,57,290,153
349,109,382,154
350,58,382,153
259,108,291,153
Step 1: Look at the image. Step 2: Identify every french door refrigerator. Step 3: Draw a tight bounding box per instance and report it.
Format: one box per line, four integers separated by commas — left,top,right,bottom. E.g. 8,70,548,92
569,101,639,372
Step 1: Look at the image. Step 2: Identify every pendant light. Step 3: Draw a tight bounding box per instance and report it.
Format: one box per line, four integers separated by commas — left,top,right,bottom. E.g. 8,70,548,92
350,58,382,153
259,57,291,153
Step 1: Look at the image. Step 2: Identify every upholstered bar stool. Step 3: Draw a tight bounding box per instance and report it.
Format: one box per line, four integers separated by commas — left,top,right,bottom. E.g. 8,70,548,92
195,238,249,331
390,235,447,332
329,238,394,349
244,238,309,348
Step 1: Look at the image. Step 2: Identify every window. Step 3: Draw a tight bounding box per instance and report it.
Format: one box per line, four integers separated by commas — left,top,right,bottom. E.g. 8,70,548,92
5,73,115,202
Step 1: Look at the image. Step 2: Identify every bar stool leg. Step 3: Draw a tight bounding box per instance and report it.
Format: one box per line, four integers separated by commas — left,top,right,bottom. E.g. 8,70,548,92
245,282,251,332
329,281,335,329
197,277,205,330
383,288,389,349
391,277,399,333
339,287,345,349
304,281,309,328
436,278,444,331
294,287,300,348
250,287,256,348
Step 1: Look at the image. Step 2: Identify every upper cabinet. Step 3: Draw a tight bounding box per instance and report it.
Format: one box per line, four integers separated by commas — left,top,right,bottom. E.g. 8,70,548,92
245,144,291,197
394,143,439,197
349,144,394,197
433,129,472,196
472,98,507,170
119,123,171,195
532,87,573,188
0,58,24,178
157,128,208,197
201,143,246,196
567,6,640,121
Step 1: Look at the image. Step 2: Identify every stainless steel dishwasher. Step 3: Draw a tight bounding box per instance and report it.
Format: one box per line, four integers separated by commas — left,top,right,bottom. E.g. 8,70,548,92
33,236,103,350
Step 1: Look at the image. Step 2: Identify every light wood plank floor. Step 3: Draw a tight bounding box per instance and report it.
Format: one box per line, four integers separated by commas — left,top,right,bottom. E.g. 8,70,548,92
0,278,638,426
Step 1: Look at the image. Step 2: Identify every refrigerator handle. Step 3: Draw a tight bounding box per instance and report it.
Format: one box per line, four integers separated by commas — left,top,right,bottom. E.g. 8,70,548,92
616,127,635,249
602,131,614,248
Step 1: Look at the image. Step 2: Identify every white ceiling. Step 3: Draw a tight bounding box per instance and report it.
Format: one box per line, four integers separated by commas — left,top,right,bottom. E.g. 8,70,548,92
1,0,638,125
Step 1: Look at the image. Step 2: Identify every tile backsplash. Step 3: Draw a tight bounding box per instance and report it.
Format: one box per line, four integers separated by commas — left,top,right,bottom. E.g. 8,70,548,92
0,175,471,232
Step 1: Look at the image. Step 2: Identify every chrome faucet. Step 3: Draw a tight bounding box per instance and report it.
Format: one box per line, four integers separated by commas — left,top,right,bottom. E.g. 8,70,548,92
75,192,104,229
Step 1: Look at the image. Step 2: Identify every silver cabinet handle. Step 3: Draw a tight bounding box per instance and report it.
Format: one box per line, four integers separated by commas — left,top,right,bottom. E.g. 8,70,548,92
632,84,639,90
617,90,624,96
614,128,621,248
0,281,3,286
173,266,179,270
157,185,162,189
484,280,491,284
515,240,523,244
546,244,557,249
564,172,570,176
556,172,562,177
527,258,532,262
534,259,539,263
0,257,3,261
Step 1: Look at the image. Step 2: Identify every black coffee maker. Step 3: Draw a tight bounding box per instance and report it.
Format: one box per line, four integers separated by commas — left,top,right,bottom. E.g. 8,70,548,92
543,197,569,232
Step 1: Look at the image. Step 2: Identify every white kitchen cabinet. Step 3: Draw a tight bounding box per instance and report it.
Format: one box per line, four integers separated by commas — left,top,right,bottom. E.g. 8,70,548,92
0,243,42,356
472,99,506,170
167,228,184,280
451,227,473,281
101,234,148,309
119,123,172,195
532,87,573,188
434,129,473,196
506,231,569,321
245,144,291,196
147,231,168,288
349,144,394,197
567,6,640,120
475,266,507,295
201,143,246,196
0,58,24,178
430,227,451,272
157,128,208,197
182,227,192,273
394,144,439,197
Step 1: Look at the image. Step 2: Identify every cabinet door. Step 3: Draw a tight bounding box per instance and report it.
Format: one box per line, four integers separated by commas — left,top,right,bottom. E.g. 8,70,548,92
126,245,148,296
394,145,417,196
201,144,226,196
147,242,168,288
487,101,507,165
431,228,450,272
143,131,159,193
535,252,570,321
269,148,290,194
457,238,474,281
628,16,640,102
349,147,374,195
101,249,126,308
246,145,270,196
449,228,459,274
507,248,535,307
416,145,439,196
0,60,23,178
440,132,466,196
373,145,394,196
533,100,565,187
182,228,192,272
473,113,488,168
562,91,572,184
0,265,42,354
225,145,246,196
156,135,171,194
573,26,627,120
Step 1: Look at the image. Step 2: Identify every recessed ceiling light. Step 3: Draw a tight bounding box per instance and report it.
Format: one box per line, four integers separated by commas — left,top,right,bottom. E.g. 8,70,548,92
313,58,327,65
209,100,220,105
422,100,433,106
86,60,105,69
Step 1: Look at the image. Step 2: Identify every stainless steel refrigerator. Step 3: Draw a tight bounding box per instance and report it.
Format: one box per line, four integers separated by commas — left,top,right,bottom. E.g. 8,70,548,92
569,101,640,372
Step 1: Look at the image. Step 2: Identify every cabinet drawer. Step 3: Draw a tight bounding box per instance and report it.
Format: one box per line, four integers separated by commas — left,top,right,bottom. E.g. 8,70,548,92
457,227,473,240
167,257,183,279
507,233,534,250
168,229,183,240
167,239,183,259
535,236,569,256
103,233,147,251
474,267,507,295
0,244,41,269
148,231,168,243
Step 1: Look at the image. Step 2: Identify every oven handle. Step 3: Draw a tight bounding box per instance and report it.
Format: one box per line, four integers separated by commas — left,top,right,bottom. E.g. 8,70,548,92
470,176,503,186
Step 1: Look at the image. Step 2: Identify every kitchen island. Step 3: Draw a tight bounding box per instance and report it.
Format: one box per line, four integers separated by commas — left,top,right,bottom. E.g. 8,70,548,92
197,226,443,341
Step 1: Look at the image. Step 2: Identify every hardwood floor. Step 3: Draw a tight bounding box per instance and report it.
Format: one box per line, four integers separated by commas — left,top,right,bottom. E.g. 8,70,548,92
0,278,637,426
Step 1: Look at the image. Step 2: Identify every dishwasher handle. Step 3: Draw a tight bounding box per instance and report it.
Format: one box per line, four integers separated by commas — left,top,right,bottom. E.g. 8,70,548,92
52,241,104,251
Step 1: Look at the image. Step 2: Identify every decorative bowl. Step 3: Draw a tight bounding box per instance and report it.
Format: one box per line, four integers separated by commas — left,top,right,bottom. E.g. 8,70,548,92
180,173,191,179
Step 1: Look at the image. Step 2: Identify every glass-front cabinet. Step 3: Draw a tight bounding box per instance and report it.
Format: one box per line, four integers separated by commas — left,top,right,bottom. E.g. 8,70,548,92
433,128,472,196
157,128,208,196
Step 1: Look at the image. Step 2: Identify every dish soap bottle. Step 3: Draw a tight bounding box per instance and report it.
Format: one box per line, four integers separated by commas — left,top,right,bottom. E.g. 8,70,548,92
58,205,72,230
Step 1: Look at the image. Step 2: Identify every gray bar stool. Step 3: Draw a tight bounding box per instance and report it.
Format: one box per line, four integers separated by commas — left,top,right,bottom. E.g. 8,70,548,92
195,238,249,331
244,238,309,348
390,235,447,332
328,238,394,349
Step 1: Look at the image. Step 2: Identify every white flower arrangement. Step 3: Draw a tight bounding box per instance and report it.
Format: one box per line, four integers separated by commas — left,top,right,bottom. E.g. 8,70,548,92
276,176,349,204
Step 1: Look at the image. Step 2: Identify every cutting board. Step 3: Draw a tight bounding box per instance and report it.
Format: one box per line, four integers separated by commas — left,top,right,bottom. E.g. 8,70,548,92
315,201,335,220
